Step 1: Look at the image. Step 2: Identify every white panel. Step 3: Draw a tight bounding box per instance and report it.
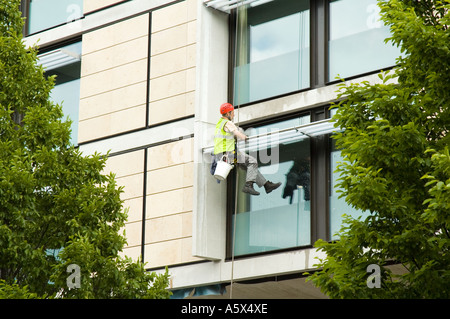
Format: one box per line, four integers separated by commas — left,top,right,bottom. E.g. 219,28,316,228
78,117,194,156
192,0,230,261
204,0,274,13
37,49,81,71
154,247,326,289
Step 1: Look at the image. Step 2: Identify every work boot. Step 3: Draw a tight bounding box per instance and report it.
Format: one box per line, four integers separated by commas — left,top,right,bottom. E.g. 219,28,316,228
242,182,260,196
264,181,282,194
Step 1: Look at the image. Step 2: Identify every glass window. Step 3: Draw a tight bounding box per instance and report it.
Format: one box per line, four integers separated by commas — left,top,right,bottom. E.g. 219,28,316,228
232,115,311,256
228,112,371,257
234,0,310,105
329,137,369,239
28,0,83,34
42,42,81,145
328,0,401,80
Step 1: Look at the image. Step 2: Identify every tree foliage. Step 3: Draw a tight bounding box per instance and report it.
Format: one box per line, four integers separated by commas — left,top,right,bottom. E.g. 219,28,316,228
0,0,171,299
308,0,450,298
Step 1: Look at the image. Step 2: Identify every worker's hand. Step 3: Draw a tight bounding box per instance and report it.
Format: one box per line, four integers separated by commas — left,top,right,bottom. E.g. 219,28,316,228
233,130,247,141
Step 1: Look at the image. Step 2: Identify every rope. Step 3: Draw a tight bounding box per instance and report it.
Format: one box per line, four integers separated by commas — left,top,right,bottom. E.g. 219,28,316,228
230,0,246,299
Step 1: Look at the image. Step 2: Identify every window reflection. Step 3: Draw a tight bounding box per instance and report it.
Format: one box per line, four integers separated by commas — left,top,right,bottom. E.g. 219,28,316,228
28,0,83,34
234,0,310,105
329,137,369,239
229,116,372,256
328,0,400,80
43,42,81,145
232,116,311,256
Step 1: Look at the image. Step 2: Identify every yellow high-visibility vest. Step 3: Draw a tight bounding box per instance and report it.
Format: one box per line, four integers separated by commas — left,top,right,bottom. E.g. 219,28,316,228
214,118,235,154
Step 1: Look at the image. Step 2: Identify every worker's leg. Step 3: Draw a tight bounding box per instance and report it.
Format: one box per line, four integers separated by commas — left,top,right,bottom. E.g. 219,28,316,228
237,151,267,188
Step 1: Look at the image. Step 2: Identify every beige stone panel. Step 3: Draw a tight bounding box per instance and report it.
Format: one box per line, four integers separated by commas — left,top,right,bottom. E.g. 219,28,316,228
152,0,190,33
149,72,185,102
149,68,197,102
78,104,146,143
82,36,148,77
148,91,194,125
181,212,193,238
186,43,196,68
115,173,144,200
123,220,142,247
185,90,195,114
83,14,149,54
145,212,192,244
123,197,143,224
144,240,179,267
187,20,196,45
120,245,141,261
103,150,145,177
151,22,196,56
147,138,193,170
80,59,147,99
150,52,184,81
146,162,194,195
186,0,197,21
146,187,193,219
186,66,196,92
180,237,198,264
79,82,146,121
149,43,195,79
83,0,125,14
144,238,199,267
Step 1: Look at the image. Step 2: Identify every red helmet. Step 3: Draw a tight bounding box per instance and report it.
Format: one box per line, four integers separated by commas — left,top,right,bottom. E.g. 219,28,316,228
220,103,234,114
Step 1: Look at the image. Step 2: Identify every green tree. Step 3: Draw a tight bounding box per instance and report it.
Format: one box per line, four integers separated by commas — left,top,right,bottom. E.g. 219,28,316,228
308,0,450,298
0,0,170,299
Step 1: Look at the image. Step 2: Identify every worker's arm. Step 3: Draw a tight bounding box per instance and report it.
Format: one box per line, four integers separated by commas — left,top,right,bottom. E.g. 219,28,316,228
233,128,248,141
225,121,248,141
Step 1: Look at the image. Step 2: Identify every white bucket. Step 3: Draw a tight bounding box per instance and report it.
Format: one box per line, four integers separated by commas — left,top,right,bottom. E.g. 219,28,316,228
214,156,233,181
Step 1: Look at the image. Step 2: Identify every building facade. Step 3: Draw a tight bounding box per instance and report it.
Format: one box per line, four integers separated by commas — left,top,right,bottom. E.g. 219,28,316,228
22,0,400,298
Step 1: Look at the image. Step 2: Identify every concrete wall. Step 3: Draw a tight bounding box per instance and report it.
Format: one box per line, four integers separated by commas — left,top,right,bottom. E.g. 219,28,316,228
89,0,200,268
103,150,145,260
149,0,197,125
26,0,200,269
144,138,200,268
79,14,149,143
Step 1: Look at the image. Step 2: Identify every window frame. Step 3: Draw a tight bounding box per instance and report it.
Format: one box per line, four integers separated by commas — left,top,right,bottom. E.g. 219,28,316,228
228,0,398,108
228,0,320,106
37,37,82,146
225,105,336,259
20,0,30,36
20,0,84,36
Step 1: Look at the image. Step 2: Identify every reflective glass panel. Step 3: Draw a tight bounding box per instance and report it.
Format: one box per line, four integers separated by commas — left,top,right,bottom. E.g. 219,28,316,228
234,0,310,105
232,115,311,256
44,42,81,145
329,137,369,239
328,0,401,80
28,0,83,34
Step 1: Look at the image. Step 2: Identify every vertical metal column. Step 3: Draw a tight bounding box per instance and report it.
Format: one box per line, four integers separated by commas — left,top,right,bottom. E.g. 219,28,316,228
310,0,327,88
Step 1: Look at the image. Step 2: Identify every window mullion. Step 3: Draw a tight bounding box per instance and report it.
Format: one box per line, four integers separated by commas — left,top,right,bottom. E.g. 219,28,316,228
310,108,330,243
310,134,329,242
310,0,326,88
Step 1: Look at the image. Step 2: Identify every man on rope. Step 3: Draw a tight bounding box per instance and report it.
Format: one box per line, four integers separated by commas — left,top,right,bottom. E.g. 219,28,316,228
214,102,281,196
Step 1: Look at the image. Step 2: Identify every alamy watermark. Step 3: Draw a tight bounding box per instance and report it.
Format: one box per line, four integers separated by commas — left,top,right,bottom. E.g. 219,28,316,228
66,264,81,289
66,3,82,31
366,264,381,289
